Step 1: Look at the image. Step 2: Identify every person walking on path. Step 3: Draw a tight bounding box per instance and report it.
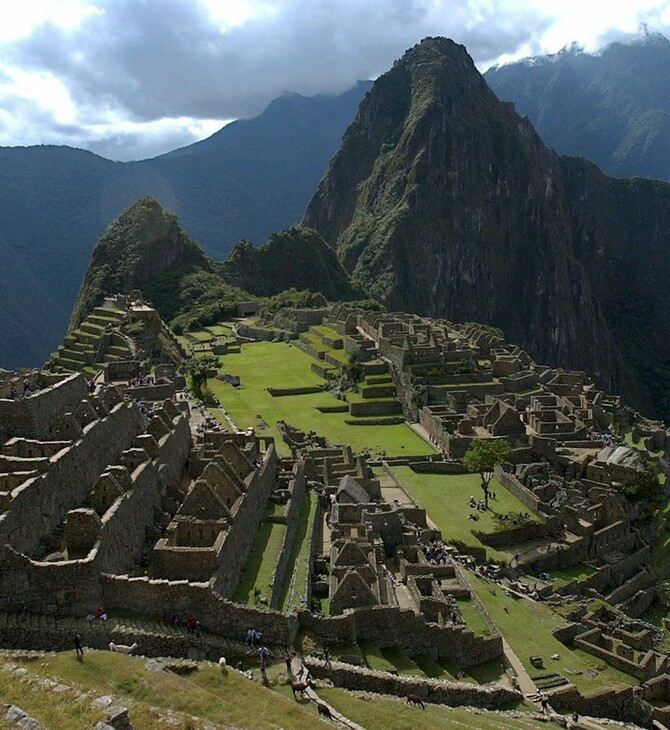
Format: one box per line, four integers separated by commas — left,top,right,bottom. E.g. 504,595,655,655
74,633,83,658
258,645,269,682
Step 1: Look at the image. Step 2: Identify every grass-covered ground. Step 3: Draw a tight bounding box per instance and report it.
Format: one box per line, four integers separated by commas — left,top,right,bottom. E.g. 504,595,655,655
386,467,641,692
208,342,434,457
467,573,638,694
280,490,318,612
386,467,541,561
317,687,560,730
0,650,329,730
233,522,286,605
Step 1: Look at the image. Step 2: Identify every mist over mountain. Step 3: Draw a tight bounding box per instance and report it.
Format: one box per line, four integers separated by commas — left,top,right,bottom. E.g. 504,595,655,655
0,81,371,369
484,31,670,181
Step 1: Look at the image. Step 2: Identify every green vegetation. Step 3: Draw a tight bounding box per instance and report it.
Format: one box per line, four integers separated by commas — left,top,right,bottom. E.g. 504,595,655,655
318,687,558,729
457,596,489,636
380,646,424,676
221,226,360,300
548,563,597,588
467,573,638,693
1,650,328,730
280,490,318,612
209,342,434,457
233,522,286,605
386,467,540,561
186,353,220,400
463,438,512,508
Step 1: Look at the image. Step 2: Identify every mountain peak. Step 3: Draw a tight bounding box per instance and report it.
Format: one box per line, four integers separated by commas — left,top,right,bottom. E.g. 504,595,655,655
70,197,211,327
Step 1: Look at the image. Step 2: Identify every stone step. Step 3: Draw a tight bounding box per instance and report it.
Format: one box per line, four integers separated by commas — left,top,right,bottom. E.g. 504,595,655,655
88,315,117,328
93,307,126,322
58,347,92,364
80,321,105,336
52,356,85,372
72,330,99,346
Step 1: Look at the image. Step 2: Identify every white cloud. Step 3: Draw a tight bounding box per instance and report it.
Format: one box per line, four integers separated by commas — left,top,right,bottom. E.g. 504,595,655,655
0,0,668,160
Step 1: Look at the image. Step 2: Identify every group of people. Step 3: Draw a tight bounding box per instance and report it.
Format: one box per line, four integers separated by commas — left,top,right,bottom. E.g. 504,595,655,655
87,607,108,623
128,374,155,387
468,494,491,512
6,378,33,400
419,538,451,566
245,627,263,648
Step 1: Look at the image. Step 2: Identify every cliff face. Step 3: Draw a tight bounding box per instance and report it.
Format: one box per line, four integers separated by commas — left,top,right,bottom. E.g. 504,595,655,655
304,38,621,396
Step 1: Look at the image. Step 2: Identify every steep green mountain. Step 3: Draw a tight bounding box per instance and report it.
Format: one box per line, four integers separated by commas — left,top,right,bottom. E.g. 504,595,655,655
303,37,670,419
71,196,213,327
0,82,371,369
484,31,670,181
71,197,359,335
220,225,360,300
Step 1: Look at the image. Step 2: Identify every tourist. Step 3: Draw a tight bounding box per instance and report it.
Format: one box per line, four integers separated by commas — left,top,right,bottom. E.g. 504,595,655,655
74,632,83,658
258,645,269,681
323,645,331,669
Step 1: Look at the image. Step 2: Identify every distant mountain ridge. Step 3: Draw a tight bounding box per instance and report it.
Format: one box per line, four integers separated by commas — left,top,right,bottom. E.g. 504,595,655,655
484,30,670,181
303,37,670,419
0,81,372,369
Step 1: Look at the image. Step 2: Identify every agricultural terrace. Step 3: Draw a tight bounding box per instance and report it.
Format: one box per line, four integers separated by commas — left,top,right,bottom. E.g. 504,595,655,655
208,341,434,457
384,467,541,562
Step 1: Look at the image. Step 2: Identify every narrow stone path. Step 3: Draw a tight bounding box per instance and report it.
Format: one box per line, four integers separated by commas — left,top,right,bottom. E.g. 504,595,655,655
501,638,538,697
291,656,366,730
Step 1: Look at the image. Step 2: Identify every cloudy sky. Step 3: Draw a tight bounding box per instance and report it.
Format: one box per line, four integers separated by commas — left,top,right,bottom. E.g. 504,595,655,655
1,0,669,161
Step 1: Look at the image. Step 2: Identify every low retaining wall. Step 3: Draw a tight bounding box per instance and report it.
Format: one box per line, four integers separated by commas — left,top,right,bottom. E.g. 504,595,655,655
267,386,324,397
548,684,650,725
305,657,520,708
473,521,549,548
494,465,542,514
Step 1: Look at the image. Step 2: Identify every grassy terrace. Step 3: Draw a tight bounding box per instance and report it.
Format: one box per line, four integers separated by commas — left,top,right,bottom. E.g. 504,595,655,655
467,573,638,694
233,522,286,605
280,490,318,612
386,467,541,561
208,342,434,458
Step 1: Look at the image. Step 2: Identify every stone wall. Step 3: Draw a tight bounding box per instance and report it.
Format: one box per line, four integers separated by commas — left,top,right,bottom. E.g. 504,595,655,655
348,400,402,416
124,383,175,401
472,521,550,548
270,466,307,609
101,574,295,645
549,683,650,726
299,605,502,669
0,373,88,442
0,544,103,614
96,415,191,573
212,444,279,598
494,465,542,514
305,657,519,709
0,401,145,555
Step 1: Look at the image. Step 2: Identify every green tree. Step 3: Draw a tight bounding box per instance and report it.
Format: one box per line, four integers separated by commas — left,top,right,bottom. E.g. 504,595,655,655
186,354,219,398
463,438,512,508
